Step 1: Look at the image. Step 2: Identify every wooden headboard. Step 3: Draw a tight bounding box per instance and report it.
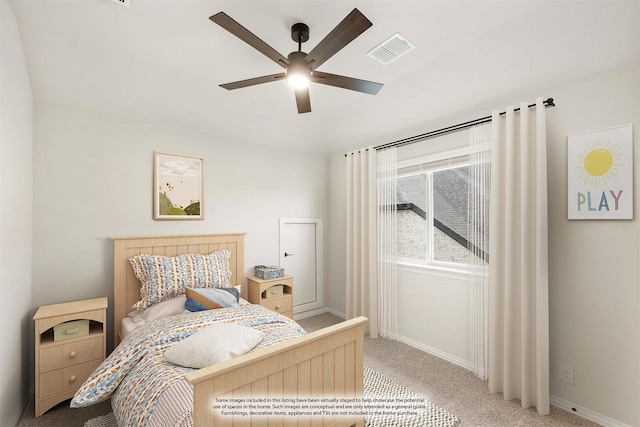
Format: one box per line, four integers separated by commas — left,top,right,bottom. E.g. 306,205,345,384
110,233,246,345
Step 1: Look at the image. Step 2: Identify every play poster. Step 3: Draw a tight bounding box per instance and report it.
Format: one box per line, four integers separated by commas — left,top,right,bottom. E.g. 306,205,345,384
568,124,633,220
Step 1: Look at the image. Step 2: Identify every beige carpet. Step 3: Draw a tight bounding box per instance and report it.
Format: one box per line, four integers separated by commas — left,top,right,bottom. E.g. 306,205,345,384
17,312,601,427
16,398,111,427
302,313,600,427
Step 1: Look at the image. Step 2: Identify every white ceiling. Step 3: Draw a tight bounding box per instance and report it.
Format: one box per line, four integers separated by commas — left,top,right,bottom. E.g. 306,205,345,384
9,0,640,154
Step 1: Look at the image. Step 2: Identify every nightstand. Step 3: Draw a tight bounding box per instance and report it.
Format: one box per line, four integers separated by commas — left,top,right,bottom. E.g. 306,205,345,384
247,275,293,319
33,297,108,417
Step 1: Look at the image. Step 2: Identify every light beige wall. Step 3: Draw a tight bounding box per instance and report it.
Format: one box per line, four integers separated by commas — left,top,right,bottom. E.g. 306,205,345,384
0,0,34,424
327,60,640,426
32,102,330,352
327,153,347,316
544,61,639,426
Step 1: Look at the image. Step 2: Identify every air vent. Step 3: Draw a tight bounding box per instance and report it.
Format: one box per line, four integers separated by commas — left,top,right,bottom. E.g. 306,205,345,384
108,0,130,7
367,33,415,65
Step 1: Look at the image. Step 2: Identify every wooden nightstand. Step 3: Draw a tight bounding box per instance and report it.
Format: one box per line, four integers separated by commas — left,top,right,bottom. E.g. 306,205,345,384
247,275,293,319
33,297,108,417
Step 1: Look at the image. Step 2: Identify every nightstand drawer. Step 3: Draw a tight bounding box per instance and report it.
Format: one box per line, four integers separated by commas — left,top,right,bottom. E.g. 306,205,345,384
39,336,104,373
38,359,101,399
261,296,292,314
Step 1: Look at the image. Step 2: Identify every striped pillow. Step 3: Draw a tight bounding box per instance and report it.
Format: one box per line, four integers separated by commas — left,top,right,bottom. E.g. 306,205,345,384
129,250,232,310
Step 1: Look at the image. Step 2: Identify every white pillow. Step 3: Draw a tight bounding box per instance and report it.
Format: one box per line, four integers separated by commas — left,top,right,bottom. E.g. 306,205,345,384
127,295,186,324
163,323,265,368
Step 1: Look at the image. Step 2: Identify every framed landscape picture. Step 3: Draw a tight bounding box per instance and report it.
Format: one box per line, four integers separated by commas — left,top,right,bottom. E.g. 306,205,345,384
567,124,633,220
153,151,204,220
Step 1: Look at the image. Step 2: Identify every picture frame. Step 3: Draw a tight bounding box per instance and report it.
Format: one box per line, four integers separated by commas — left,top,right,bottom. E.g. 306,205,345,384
567,124,633,220
153,151,204,220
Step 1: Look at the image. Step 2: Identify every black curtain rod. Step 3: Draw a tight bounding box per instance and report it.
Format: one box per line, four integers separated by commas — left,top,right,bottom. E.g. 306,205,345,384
345,97,555,156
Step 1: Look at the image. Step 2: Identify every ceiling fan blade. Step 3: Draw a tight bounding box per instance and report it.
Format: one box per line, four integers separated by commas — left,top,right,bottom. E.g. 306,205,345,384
294,88,311,114
311,71,383,95
220,73,286,90
305,8,372,70
210,12,289,69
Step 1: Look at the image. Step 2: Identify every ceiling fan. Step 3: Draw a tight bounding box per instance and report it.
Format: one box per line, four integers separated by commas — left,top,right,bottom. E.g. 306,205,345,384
210,8,383,114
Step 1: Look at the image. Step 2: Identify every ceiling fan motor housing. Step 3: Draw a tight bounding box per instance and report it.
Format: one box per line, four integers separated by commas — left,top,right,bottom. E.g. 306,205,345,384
287,51,312,78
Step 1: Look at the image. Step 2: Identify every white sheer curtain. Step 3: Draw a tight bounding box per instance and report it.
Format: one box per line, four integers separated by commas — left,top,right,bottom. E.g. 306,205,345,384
376,147,398,339
346,148,378,337
488,98,550,414
346,147,397,339
468,124,491,380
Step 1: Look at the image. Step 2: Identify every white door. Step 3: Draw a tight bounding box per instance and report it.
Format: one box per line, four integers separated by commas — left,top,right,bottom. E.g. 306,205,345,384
279,218,323,315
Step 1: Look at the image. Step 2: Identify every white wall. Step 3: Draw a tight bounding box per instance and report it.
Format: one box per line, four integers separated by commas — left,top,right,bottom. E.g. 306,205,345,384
32,102,329,354
544,61,639,426
0,0,34,424
327,60,640,426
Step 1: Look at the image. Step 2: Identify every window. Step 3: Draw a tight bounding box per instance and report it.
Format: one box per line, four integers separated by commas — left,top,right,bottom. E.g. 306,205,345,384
394,154,489,269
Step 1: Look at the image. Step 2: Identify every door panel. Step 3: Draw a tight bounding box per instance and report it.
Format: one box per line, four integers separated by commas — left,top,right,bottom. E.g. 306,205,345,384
280,219,323,314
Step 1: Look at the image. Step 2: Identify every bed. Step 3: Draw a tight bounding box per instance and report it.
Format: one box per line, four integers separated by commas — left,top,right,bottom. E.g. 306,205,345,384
72,233,367,427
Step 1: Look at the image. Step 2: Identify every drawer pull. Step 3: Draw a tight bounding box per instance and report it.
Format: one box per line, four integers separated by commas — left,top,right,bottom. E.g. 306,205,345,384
275,305,280,310
69,375,77,383
65,328,80,335
69,351,77,358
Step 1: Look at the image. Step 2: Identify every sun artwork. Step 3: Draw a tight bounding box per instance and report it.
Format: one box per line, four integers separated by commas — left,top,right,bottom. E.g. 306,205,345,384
576,140,623,212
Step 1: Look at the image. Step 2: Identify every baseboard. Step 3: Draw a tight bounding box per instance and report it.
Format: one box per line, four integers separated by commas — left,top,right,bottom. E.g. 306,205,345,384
15,393,34,427
549,395,634,427
323,307,346,319
293,306,346,320
294,308,324,320
388,332,480,374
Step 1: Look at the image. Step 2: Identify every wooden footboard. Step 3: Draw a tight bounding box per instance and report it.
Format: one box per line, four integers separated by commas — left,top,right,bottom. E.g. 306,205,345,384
185,316,368,427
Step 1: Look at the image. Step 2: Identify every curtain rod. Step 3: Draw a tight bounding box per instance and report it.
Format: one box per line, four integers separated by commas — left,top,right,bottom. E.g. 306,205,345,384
345,97,555,156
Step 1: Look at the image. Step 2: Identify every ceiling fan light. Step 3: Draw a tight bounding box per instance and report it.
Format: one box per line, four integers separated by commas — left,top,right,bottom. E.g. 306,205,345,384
287,73,310,89
286,52,311,90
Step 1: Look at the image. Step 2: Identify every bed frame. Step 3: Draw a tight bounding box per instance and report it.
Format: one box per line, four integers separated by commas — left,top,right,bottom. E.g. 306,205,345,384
111,233,367,427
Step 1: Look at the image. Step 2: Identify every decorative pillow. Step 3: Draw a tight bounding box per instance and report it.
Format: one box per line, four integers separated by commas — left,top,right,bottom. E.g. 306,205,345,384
185,287,239,312
129,250,232,310
163,323,265,368
127,295,186,324
232,284,250,305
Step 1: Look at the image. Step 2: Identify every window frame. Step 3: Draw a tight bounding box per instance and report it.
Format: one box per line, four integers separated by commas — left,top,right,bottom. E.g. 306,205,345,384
391,146,489,277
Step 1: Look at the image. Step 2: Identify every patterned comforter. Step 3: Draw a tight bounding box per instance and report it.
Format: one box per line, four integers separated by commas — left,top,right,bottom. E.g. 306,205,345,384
71,304,306,427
